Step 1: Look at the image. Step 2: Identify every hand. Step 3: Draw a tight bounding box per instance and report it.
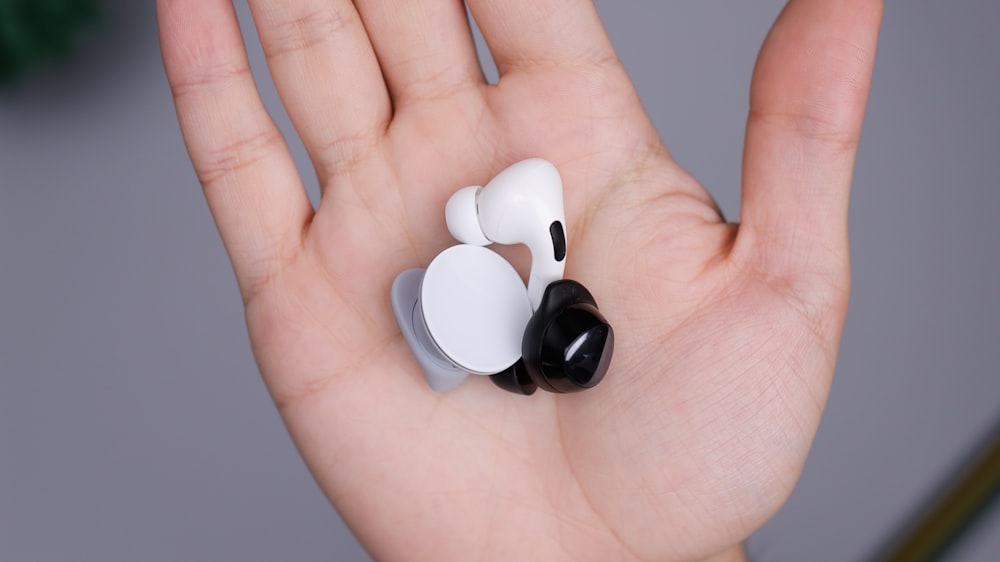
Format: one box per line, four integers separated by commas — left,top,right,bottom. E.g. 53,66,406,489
157,1,882,560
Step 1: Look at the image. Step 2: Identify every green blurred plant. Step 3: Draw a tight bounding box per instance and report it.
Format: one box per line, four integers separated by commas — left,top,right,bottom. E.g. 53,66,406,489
0,0,98,83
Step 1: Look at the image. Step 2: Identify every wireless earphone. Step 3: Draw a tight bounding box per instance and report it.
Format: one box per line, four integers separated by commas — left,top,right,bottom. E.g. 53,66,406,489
390,159,613,395
445,159,567,308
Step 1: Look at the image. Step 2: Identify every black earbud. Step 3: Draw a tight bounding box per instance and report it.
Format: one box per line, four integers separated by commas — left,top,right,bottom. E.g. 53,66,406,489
490,279,613,395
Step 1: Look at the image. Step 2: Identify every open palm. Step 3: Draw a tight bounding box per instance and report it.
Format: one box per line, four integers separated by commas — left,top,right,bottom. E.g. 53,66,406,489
159,0,882,560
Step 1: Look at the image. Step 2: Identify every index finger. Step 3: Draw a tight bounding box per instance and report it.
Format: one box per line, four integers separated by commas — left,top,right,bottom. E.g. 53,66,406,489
158,0,313,300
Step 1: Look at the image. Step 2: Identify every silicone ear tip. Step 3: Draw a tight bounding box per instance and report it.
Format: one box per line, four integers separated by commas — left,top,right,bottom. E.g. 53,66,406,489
446,186,490,246
489,360,538,396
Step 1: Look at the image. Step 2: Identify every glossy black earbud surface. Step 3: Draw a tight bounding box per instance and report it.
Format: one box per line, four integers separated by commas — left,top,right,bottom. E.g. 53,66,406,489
521,280,614,393
488,359,538,396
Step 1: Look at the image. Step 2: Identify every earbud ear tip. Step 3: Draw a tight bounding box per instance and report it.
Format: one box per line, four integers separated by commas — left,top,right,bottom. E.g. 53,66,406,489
446,186,491,246
489,360,538,396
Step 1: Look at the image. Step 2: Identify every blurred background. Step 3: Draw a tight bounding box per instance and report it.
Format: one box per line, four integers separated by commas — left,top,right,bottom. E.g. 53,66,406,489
1,0,997,560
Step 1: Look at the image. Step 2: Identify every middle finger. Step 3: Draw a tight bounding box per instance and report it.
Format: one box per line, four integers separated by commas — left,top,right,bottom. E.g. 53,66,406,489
353,0,485,110
248,0,392,185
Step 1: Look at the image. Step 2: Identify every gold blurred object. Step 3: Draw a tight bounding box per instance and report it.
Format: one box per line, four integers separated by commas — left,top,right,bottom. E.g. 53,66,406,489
877,419,1000,562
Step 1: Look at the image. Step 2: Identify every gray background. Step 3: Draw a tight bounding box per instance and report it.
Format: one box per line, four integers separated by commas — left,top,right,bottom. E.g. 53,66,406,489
1,0,998,560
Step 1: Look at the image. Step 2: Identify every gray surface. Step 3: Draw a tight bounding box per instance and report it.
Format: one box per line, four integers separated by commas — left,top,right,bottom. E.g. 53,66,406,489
1,1,998,561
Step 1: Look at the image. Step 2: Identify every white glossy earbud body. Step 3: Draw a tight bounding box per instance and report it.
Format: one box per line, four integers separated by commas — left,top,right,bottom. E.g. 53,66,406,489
390,245,533,391
420,245,532,374
444,158,567,308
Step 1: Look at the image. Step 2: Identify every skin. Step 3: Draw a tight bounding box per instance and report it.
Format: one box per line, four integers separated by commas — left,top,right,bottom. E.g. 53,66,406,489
156,1,883,560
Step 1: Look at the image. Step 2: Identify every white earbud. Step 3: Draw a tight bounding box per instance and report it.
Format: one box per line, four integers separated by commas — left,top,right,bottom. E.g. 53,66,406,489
445,158,567,308
391,245,532,391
